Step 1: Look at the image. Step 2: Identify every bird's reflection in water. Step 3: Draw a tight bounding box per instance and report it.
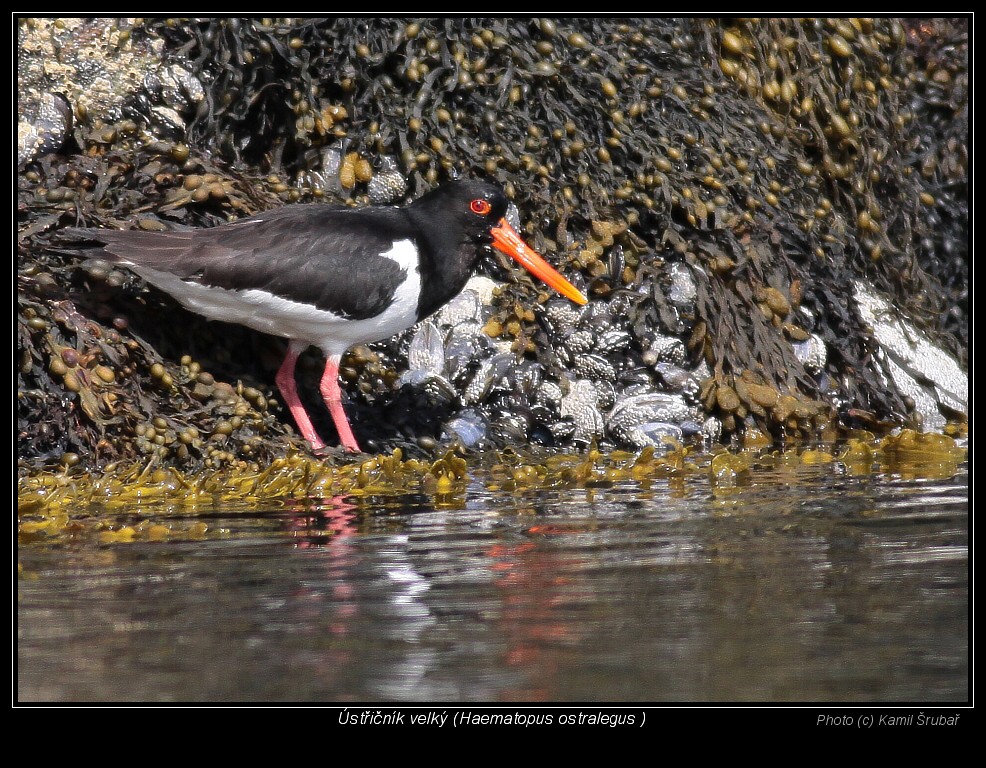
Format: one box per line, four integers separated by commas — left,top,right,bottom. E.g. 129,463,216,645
285,495,359,552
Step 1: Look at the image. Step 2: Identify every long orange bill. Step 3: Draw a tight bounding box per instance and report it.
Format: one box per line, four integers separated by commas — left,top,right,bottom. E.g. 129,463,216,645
489,219,588,305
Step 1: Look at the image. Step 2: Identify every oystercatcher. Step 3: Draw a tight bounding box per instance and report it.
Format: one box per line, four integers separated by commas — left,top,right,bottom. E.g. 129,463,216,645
69,179,587,452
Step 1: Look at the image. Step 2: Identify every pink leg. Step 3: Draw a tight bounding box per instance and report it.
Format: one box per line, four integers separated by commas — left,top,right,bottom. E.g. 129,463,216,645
319,355,361,453
275,342,325,450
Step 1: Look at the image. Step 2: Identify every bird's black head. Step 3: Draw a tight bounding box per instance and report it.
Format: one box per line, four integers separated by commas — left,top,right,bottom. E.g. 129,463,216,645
407,178,510,250
406,179,587,319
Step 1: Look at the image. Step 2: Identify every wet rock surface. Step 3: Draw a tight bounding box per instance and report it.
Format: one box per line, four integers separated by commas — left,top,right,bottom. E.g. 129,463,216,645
17,18,205,167
17,18,968,473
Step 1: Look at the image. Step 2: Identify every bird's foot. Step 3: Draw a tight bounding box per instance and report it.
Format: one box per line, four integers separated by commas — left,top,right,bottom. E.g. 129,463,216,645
340,438,363,454
311,442,363,459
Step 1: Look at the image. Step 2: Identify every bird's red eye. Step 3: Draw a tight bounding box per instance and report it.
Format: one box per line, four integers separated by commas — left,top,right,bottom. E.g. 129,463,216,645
470,199,492,215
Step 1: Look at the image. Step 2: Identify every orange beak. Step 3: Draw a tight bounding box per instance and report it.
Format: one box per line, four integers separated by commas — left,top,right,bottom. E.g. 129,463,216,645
490,219,588,306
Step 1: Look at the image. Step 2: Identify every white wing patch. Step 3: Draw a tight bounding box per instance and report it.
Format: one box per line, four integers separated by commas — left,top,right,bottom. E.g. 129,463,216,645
122,239,422,358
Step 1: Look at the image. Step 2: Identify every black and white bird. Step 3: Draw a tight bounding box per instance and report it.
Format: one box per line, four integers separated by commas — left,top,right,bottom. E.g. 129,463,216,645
68,179,587,452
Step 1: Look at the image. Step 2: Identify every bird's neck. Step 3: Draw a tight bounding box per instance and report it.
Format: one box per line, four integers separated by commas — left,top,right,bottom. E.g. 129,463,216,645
405,214,480,322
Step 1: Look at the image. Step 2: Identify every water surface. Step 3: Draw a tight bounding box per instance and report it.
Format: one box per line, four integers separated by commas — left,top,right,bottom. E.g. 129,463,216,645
18,461,968,702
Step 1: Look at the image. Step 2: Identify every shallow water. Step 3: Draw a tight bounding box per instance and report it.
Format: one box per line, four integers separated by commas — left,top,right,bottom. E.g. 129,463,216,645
17,461,968,703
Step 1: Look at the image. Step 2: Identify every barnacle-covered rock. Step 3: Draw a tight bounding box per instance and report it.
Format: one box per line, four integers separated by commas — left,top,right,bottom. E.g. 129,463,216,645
445,324,491,381
367,156,408,204
18,18,204,165
594,328,632,356
646,336,688,367
792,334,827,373
852,280,967,431
489,410,530,444
535,380,564,409
561,329,596,357
574,353,616,382
444,408,487,448
654,362,701,401
702,416,723,444
397,322,458,406
434,288,483,329
403,320,445,377
559,379,605,444
462,352,515,406
17,93,72,167
667,262,698,309
607,392,699,448
542,299,583,335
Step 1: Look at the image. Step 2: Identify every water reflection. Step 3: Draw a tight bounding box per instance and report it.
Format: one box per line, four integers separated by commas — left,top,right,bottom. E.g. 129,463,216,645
18,466,967,702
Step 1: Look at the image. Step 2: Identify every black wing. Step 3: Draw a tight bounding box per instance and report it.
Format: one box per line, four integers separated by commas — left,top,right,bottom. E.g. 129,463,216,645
68,204,417,320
